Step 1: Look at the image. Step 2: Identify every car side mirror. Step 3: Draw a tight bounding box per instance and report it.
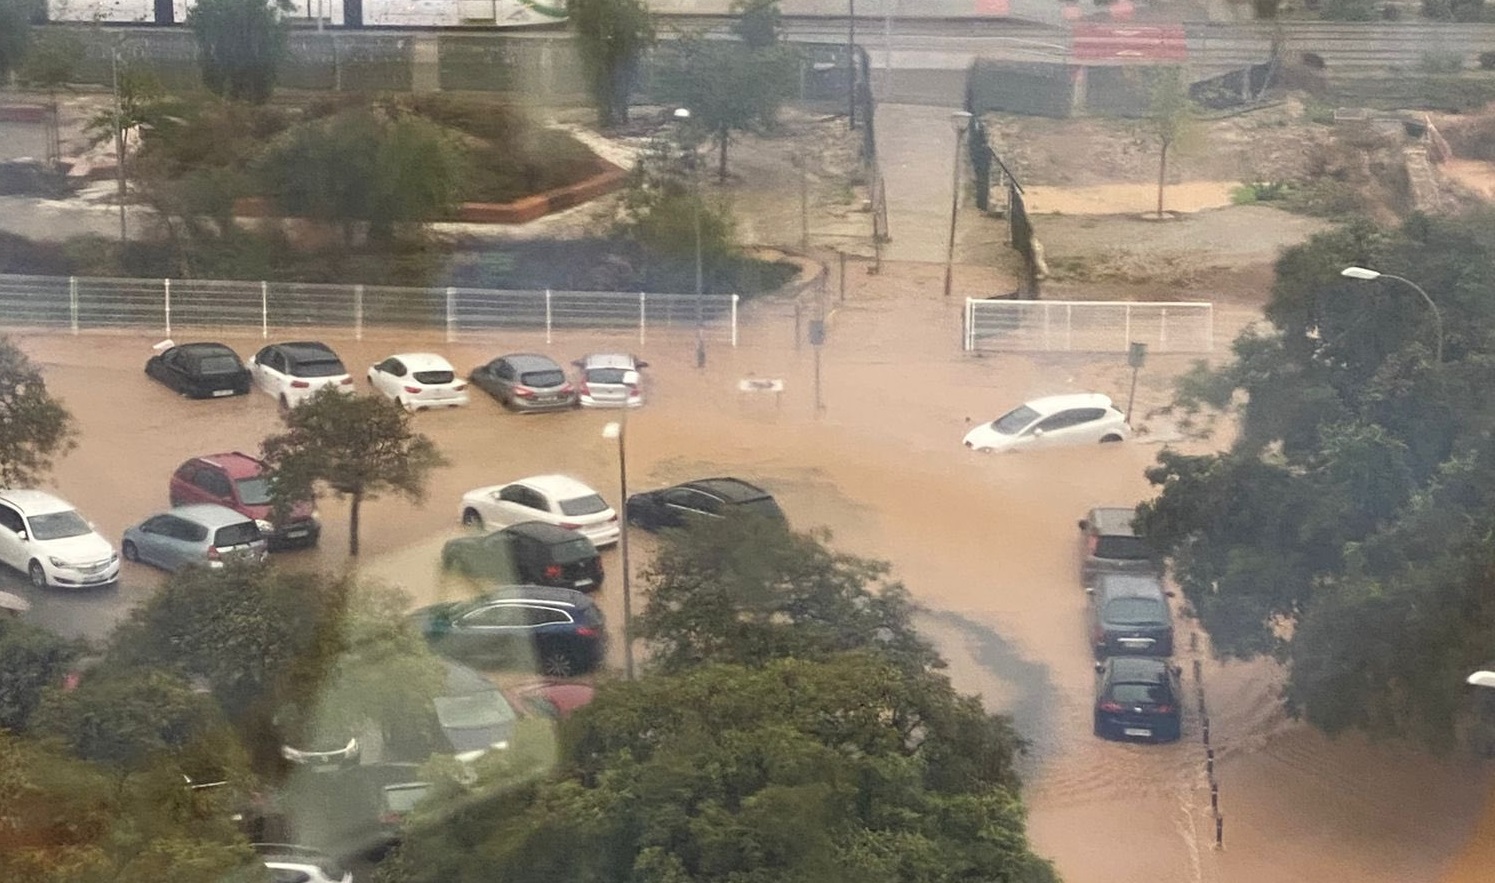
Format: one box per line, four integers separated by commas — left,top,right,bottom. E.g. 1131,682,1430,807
1032,428,1045,437
14,530,26,541
1084,586,1095,595
1077,519,1090,530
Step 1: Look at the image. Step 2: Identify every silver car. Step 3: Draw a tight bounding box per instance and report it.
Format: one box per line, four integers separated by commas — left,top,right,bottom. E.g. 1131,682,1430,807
469,353,577,413
572,352,648,408
121,503,268,573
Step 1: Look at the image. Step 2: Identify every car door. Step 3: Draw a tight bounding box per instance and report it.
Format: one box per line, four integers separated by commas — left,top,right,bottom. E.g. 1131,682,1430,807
1059,407,1109,444
251,346,282,396
133,515,179,569
509,534,546,584
504,485,552,526
371,357,405,400
0,503,27,571
527,605,578,663
1027,410,1086,448
453,603,531,663
193,467,236,509
162,348,190,391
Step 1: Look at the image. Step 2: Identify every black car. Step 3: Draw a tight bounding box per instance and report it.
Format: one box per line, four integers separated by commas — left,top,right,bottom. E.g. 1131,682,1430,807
1086,572,1175,659
1093,656,1183,743
144,342,251,398
1078,506,1157,587
469,353,576,412
625,477,786,532
410,585,607,676
442,521,603,593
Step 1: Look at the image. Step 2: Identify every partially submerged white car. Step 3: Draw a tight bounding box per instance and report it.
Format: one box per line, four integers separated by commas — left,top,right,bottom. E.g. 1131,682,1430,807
963,393,1130,453
367,352,469,412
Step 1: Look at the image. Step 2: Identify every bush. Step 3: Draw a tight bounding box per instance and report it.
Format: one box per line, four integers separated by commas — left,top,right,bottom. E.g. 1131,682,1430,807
1480,51,1495,70
1232,181,1292,205
1419,51,1465,74
1322,0,1378,19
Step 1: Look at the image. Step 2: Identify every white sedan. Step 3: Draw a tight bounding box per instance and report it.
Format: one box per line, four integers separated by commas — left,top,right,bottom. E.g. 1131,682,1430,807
963,393,1130,453
367,353,469,411
459,475,620,548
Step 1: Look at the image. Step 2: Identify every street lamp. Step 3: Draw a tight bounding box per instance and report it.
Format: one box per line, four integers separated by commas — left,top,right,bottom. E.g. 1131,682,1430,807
602,420,635,681
673,107,707,369
1340,266,1444,363
943,111,974,299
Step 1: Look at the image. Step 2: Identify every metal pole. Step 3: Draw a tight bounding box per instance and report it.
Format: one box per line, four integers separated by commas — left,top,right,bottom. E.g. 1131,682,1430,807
639,291,647,345
884,0,895,99
1126,364,1140,424
799,152,809,250
1385,273,1444,363
111,46,127,246
446,286,456,344
163,278,171,337
731,294,738,347
848,0,857,129
694,173,705,369
354,284,364,341
261,281,269,338
617,413,635,681
943,124,966,298
69,277,78,335
545,288,553,346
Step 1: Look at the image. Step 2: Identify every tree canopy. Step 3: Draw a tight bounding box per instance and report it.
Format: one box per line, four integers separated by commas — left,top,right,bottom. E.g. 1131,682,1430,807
0,618,81,735
259,386,447,556
0,0,30,82
1139,209,1495,748
569,0,655,127
0,335,78,487
188,0,292,104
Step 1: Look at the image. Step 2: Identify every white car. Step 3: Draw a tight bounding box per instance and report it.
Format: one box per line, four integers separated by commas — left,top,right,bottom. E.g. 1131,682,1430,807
367,352,469,411
459,475,621,548
0,489,120,588
252,844,351,883
963,393,1130,453
248,341,354,409
573,352,648,408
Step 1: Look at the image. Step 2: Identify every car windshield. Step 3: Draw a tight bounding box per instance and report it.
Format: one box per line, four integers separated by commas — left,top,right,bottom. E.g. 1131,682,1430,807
235,477,273,506
558,494,609,516
292,358,346,378
413,369,455,384
1105,597,1167,626
213,522,262,547
197,355,241,374
586,368,629,384
740,497,785,520
1095,536,1150,560
432,693,516,730
990,405,1039,435
552,538,597,564
383,782,432,814
519,369,565,387
1109,682,1170,706
27,510,92,540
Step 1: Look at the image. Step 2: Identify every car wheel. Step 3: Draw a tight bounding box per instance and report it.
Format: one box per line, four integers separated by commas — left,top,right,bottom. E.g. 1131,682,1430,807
541,650,577,678
1100,434,1123,444
462,509,483,529
122,541,140,562
27,560,47,589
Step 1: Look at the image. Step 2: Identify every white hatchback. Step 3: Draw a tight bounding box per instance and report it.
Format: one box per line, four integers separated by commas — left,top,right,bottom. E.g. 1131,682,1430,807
0,489,120,588
367,352,469,411
248,341,354,409
459,474,621,548
963,393,1130,453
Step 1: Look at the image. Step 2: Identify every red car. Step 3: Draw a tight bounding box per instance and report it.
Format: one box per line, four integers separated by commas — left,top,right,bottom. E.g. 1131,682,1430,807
169,452,320,551
505,680,596,720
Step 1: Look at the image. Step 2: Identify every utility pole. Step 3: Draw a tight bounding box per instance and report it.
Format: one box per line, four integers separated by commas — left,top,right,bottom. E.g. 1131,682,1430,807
111,44,127,246
811,272,827,413
847,0,857,129
799,149,809,250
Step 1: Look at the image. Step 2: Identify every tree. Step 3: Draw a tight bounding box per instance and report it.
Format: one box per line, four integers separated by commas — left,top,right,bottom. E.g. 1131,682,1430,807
1138,209,1495,748
569,0,655,127
379,655,1054,883
258,109,467,246
188,0,291,104
32,668,226,772
638,516,941,676
0,618,81,734
0,0,29,82
1139,66,1196,218
0,335,78,487
731,0,783,49
260,386,446,556
660,35,798,181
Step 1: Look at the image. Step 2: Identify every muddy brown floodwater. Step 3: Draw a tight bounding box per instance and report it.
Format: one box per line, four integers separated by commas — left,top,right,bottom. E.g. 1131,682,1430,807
8,259,1491,882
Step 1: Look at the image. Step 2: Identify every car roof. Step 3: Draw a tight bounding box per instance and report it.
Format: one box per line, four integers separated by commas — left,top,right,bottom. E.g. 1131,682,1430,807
1026,393,1115,415
687,477,772,502
1089,506,1140,536
503,520,595,546
579,353,639,369
0,489,76,515
386,352,453,371
1097,573,1166,600
192,451,264,479
477,584,596,607
502,353,563,371
177,342,238,358
168,503,255,529
1106,656,1172,682
276,341,340,361
516,474,598,499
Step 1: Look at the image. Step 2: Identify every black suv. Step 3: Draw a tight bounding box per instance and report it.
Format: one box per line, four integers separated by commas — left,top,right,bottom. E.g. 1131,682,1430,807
410,586,607,676
1087,572,1175,658
625,477,785,532
1094,656,1182,743
442,521,603,593
1078,505,1156,587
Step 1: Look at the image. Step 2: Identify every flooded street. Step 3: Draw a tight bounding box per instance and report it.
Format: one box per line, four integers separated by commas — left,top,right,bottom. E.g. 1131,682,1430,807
7,262,1490,882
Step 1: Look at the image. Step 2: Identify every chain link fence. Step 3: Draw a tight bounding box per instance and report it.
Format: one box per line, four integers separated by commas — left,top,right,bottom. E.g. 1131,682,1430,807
963,299,1214,354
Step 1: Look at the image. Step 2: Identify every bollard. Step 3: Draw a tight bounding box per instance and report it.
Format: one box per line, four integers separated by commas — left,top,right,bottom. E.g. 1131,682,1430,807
1206,747,1215,777
1203,717,1211,745
1215,815,1223,847
1192,658,1202,680
794,303,803,351
1191,631,1199,651
1211,783,1219,812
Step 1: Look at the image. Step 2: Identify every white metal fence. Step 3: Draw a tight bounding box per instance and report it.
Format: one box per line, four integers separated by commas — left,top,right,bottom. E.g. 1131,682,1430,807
0,274,741,345
963,299,1214,354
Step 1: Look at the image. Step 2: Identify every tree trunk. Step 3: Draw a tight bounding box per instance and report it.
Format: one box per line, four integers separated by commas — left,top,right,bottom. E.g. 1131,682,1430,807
717,128,729,183
349,489,362,557
1157,139,1170,217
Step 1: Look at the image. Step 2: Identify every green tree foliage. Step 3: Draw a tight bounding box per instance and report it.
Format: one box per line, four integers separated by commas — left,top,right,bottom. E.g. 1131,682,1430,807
0,0,29,81
188,0,291,104
618,132,741,292
1139,66,1197,217
0,618,81,734
731,0,783,49
258,109,467,245
638,517,941,675
659,35,798,182
32,669,225,771
1422,0,1486,19
260,386,447,556
0,335,78,487
1321,0,1379,19
379,655,1054,883
1139,209,1495,748
569,0,655,127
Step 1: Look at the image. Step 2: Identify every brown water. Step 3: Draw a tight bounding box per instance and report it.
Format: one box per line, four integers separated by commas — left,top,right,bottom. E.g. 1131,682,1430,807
10,261,1490,882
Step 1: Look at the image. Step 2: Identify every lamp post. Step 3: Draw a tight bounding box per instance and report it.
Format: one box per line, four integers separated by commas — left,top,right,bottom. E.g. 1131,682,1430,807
1341,266,1444,363
673,107,706,369
943,111,974,299
602,420,635,681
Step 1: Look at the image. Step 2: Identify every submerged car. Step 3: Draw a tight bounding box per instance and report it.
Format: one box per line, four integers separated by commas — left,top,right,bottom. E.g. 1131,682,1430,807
962,393,1129,453
411,586,607,676
1086,572,1175,659
434,659,519,763
573,352,648,408
1093,656,1183,743
458,474,619,547
121,504,267,573
625,477,785,532
367,352,469,411
169,452,320,550
144,341,251,398
443,521,604,593
469,353,576,412
1078,505,1155,587
249,341,354,409
0,489,119,589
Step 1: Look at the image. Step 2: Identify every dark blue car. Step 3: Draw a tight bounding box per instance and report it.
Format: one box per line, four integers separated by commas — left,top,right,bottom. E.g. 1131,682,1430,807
1093,656,1182,743
409,585,606,677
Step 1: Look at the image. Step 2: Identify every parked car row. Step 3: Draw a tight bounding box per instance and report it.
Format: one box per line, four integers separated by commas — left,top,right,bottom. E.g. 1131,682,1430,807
1078,505,1183,744
146,340,650,411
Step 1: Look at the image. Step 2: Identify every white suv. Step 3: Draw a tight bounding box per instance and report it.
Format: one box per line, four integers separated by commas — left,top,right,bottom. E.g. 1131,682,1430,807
0,490,120,588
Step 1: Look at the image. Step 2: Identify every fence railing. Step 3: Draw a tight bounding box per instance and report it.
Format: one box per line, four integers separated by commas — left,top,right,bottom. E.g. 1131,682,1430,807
964,299,1213,354
0,274,740,344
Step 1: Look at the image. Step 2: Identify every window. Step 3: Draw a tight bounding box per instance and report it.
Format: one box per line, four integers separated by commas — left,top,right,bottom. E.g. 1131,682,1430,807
991,405,1039,434
586,367,629,384
235,477,273,506
193,469,233,499
168,518,209,544
459,605,529,628
1034,410,1088,432
26,510,92,541
550,539,597,564
663,488,710,511
433,691,516,730
0,505,23,534
214,522,262,548
1095,536,1150,560
1104,597,1167,626
500,486,545,510
413,369,454,384
520,369,565,387
141,515,174,535
494,360,514,379
527,606,574,626
558,494,608,516
197,355,241,375
258,348,284,373
1109,682,1172,706
380,358,407,376
291,358,346,378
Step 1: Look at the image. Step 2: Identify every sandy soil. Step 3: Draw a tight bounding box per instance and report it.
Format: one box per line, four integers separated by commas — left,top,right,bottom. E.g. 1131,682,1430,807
1023,180,1238,216
5,252,1489,883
